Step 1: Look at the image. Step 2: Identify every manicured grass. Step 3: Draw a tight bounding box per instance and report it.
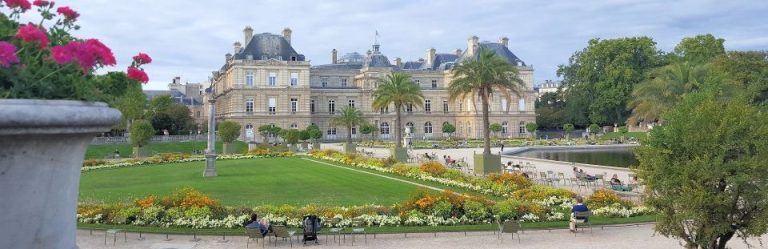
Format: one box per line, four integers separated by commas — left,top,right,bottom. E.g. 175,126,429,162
79,157,437,206
78,215,657,235
85,141,248,159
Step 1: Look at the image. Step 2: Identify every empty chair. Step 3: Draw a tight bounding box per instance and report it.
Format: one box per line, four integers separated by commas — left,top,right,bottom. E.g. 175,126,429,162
538,172,553,185
245,228,266,248
498,219,521,242
272,225,295,247
325,218,343,245
350,217,367,245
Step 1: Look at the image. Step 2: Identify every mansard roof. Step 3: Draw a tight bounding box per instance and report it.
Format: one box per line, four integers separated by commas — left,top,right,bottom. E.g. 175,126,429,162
234,33,305,61
460,42,526,66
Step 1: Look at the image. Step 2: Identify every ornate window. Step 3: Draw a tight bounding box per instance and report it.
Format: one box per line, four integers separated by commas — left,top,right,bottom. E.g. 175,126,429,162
424,122,433,134
502,122,509,135
290,72,299,86
425,99,431,113
290,98,298,113
380,122,390,135
245,97,253,113
328,100,336,114
245,71,254,86
268,97,276,115
519,121,526,134
268,72,277,86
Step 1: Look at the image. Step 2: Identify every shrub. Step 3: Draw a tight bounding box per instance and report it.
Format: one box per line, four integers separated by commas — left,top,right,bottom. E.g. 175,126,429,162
488,172,533,190
463,200,490,221
135,195,156,208
159,187,220,209
512,185,576,201
419,161,446,176
83,159,108,167
183,206,212,219
440,169,465,181
588,189,633,209
391,163,414,176
430,200,453,218
113,206,141,224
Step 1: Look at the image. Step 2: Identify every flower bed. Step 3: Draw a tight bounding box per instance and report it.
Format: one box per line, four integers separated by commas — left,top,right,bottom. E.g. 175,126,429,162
81,152,294,172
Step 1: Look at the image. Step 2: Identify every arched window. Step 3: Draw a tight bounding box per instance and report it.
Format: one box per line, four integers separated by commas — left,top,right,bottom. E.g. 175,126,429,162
380,122,390,135
519,121,526,134
405,122,414,134
245,124,254,140
501,122,508,135
424,122,433,134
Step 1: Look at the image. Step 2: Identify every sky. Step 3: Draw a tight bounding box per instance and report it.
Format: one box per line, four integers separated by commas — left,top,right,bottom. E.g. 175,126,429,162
43,0,768,90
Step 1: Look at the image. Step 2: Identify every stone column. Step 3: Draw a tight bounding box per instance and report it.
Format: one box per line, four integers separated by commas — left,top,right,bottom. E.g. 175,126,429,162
204,97,217,177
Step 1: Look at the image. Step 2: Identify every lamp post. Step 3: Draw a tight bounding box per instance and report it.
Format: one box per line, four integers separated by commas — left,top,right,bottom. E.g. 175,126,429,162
204,89,217,177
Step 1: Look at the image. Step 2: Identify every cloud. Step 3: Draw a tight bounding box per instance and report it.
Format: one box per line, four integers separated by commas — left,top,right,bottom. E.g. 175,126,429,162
50,0,768,89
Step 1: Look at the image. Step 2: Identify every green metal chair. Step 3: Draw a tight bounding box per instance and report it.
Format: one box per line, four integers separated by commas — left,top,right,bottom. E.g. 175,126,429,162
245,228,265,248
272,225,295,247
498,219,521,243
573,211,592,235
350,217,367,245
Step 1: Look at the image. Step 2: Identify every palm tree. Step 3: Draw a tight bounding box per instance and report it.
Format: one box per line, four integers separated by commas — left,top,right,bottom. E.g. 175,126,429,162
449,48,525,156
628,62,709,124
372,72,424,154
330,106,364,152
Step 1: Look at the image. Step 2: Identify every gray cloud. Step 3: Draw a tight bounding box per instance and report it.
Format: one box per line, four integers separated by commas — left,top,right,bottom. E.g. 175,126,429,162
46,0,768,89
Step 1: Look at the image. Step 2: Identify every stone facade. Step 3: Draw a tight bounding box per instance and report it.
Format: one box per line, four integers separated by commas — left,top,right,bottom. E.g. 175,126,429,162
209,27,537,142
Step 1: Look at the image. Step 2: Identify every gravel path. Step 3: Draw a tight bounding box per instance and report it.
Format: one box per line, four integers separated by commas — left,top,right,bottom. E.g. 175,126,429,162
76,224,768,249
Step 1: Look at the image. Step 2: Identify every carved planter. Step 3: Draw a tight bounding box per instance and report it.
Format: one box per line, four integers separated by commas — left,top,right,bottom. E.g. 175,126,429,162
0,99,121,249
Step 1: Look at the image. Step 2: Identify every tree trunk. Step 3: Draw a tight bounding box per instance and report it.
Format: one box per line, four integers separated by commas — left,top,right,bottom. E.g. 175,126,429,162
395,104,402,149
347,124,352,144
715,231,735,249
481,88,491,156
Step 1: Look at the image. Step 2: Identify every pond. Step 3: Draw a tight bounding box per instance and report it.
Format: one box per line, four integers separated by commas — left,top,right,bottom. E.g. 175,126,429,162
507,146,639,168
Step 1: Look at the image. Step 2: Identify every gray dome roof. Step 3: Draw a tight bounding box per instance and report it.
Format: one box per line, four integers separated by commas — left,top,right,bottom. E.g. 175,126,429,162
339,52,364,63
460,42,526,66
235,33,305,61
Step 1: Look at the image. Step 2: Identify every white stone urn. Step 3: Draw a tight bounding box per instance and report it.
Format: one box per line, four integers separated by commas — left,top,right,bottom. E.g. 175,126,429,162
0,99,121,249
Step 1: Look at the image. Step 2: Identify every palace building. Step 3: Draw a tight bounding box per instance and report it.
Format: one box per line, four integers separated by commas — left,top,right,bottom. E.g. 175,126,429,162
207,27,536,142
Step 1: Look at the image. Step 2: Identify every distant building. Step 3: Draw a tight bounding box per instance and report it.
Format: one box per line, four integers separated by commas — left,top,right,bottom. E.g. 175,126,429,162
535,80,562,99
207,27,536,142
143,77,207,127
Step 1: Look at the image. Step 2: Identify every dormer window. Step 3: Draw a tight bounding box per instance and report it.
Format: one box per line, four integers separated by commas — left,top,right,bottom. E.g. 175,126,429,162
262,55,267,60
245,55,253,60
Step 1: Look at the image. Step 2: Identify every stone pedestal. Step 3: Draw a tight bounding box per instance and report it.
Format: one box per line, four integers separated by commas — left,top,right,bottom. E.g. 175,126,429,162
474,153,502,176
204,153,217,177
343,143,357,154
0,99,121,249
392,147,408,162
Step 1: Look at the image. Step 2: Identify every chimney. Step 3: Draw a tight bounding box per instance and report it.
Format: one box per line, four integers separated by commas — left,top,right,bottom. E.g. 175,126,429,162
467,35,479,56
243,26,253,47
394,57,402,67
499,36,509,47
233,42,241,54
426,48,436,65
282,27,292,44
331,49,338,64
225,53,232,62
454,49,462,57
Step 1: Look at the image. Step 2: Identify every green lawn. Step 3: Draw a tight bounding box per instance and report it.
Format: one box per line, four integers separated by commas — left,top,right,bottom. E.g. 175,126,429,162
79,157,434,206
85,141,248,159
599,132,647,141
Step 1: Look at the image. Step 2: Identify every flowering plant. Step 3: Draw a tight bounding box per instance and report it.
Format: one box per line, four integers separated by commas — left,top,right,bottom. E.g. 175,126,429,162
0,0,150,101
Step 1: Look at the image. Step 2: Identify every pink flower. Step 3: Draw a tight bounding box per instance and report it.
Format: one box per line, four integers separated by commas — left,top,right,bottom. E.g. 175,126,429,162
0,42,20,68
32,0,49,7
4,0,31,11
50,39,116,73
15,23,48,48
56,6,78,21
132,53,152,65
127,67,149,83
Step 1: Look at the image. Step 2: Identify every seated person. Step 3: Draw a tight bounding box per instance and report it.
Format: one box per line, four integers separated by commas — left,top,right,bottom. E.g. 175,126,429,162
521,172,530,179
610,174,632,191
245,214,271,236
423,153,432,160
578,169,597,181
569,196,590,232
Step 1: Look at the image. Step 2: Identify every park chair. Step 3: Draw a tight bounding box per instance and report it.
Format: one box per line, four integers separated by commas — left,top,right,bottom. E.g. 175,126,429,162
547,170,561,185
245,228,266,248
538,172,553,185
350,217,367,245
497,219,521,243
556,172,568,185
325,218,344,245
574,177,589,192
272,225,295,247
572,211,592,235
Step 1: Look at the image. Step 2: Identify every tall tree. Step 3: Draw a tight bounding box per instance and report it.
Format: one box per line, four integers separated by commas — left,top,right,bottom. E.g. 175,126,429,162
114,82,146,132
535,92,566,129
673,34,726,64
711,51,768,107
330,106,364,146
372,72,424,151
558,37,662,126
636,92,768,249
218,121,241,154
449,48,525,156
627,62,712,124
130,119,154,158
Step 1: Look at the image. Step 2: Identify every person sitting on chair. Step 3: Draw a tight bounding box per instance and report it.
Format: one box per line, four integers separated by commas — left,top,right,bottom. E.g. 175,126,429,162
424,153,432,160
610,174,632,191
245,214,270,236
569,196,590,232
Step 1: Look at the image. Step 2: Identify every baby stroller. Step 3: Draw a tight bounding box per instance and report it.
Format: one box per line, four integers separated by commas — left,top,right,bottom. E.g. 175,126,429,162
302,215,321,244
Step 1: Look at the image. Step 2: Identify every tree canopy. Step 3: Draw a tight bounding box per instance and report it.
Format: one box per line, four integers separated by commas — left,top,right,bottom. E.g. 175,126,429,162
330,106,364,144
218,121,241,143
372,72,424,149
557,37,663,126
130,119,154,148
450,48,524,155
635,92,768,249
